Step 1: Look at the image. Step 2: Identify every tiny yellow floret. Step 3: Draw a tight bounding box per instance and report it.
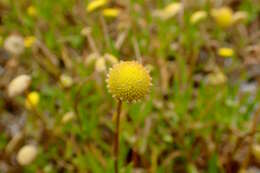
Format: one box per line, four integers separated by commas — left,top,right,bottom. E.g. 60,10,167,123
24,36,36,48
87,0,108,13
106,61,152,102
25,91,40,109
218,47,234,57
102,8,120,18
27,6,37,17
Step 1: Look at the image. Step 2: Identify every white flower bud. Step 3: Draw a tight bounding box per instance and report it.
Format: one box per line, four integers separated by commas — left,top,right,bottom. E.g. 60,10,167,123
4,35,25,55
17,145,38,166
8,74,31,97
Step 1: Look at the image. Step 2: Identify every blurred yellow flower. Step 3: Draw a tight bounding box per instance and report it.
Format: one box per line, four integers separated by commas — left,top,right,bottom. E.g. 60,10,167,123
25,91,40,109
86,0,108,13
190,10,207,24
218,47,234,57
27,6,37,17
154,2,182,20
59,74,73,88
211,7,233,28
95,57,106,72
102,8,120,18
24,36,36,48
104,53,118,65
232,11,248,24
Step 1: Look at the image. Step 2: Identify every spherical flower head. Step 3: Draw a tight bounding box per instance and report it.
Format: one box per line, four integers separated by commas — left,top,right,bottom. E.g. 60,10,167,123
25,91,40,109
211,7,233,28
106,61,152,102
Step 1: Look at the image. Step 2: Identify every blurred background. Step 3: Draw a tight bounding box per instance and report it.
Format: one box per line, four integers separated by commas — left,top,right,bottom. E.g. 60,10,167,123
0,0,260,172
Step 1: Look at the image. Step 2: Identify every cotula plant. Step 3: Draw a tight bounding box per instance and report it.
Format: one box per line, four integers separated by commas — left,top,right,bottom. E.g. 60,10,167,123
106,61,152,173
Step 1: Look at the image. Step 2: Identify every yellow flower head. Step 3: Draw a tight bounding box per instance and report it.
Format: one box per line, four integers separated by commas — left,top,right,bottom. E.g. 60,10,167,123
102,8,121,18
24,36,36,48
25,91,40,109
106,61,152,102
211,7,233,28
218,47,234,57
27,6,37,17
87,0,108,13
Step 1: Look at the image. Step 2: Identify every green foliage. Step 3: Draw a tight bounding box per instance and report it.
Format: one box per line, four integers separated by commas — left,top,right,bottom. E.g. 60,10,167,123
0,0,260,172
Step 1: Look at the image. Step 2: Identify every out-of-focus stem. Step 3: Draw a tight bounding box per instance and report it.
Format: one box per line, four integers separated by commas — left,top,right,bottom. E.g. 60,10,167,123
114,100,122,173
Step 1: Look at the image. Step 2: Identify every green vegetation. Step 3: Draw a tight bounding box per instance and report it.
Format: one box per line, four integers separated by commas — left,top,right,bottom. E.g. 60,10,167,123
0,0,260,172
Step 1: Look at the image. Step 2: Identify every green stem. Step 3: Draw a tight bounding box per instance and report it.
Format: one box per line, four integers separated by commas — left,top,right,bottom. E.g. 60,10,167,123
114,100,122,173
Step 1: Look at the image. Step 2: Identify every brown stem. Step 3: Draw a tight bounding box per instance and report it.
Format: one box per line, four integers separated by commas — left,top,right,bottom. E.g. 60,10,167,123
114,100,122,173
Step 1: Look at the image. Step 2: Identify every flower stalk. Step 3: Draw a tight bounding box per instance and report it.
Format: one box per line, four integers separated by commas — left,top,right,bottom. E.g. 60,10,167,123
114,100,122,173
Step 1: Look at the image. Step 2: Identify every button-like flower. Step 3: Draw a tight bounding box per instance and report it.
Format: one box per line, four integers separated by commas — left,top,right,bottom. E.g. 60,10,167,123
106,61,152,102
211,7,233,28
218,47,234,57
102,8,121,18
27,6,37,17
24,36,36,48
25,91,40,109
86,0,108,13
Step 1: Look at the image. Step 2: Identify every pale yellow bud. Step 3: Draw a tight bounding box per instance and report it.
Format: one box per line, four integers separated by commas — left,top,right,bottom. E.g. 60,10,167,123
17,145,38,166
252,144,260,162
190,11,208,24
104,53,118,65
232,11,248,24
8,75,31,97
59,74,73,88
95,57,106,72
61,111,75,124
84,53,98,66
154,2,182,20
207,70,227,85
